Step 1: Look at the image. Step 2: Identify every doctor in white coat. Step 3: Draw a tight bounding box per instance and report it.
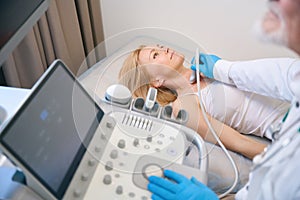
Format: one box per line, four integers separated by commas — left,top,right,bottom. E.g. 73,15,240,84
147,0,300,199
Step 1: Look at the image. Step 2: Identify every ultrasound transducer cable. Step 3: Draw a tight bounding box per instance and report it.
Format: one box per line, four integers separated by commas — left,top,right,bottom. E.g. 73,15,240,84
194,48,239,198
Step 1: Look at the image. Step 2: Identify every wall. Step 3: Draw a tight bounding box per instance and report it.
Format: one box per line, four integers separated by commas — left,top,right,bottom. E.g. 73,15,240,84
100,0,298,60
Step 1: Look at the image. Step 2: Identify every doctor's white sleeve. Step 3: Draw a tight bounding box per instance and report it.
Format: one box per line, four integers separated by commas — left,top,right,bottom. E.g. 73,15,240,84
213,58,300,102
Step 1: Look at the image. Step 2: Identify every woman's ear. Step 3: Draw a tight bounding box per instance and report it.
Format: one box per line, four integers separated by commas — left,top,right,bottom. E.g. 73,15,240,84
152,79,165,88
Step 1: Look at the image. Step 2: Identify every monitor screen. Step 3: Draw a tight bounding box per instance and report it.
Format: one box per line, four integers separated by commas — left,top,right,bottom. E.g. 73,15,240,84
0,0,49,66
0,60,104,199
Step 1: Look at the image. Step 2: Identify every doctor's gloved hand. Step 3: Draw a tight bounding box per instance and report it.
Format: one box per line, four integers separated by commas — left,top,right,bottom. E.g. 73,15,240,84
190,53,221,79
147,169,219,200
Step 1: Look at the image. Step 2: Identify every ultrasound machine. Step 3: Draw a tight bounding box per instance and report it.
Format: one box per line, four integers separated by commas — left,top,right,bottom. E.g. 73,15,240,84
0,60,208,199
0,0,208,198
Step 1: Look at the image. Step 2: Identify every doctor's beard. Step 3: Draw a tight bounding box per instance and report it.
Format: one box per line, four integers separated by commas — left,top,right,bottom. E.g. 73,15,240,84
253,2,289,47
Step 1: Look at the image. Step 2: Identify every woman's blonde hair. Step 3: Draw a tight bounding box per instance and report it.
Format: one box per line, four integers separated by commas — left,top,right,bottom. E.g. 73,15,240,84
118,45,177,106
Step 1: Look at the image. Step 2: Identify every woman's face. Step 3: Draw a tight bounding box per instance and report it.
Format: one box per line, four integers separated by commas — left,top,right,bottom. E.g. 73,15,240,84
138,45,185,72
136,45,186,88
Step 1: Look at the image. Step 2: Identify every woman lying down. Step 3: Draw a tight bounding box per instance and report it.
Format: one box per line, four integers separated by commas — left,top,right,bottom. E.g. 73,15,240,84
118,44,289,160
118,44,290,193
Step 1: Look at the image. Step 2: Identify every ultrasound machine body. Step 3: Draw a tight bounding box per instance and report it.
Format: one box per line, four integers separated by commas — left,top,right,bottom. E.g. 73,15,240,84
0,60,208,200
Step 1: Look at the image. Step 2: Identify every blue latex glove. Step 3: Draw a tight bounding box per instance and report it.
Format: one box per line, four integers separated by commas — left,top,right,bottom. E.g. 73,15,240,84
190,53,221,79
148,169,219,200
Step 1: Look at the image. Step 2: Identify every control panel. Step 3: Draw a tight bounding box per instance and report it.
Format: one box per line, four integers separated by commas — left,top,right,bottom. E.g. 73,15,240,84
63,110,207,199
89,111,187,199
61,84,208,199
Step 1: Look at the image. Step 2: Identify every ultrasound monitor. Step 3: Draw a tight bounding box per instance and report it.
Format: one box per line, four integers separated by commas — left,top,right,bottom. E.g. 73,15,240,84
0,60,104,199
0,0,49,66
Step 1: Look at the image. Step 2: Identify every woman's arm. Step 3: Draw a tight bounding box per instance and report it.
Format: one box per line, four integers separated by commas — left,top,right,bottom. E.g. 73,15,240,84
198,115,266,159
173,96,266,159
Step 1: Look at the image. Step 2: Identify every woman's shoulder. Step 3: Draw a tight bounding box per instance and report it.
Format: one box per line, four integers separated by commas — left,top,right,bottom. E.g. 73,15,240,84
172,94,201,114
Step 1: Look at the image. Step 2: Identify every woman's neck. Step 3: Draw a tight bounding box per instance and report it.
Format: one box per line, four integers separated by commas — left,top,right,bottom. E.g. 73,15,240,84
166,67,208,97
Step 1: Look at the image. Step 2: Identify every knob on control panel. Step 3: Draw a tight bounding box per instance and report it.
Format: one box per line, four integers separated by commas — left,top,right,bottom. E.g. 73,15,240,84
133,138,139,147
117,139,126,149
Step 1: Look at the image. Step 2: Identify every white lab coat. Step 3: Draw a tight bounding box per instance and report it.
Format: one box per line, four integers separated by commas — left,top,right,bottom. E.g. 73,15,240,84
213,58,300,200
